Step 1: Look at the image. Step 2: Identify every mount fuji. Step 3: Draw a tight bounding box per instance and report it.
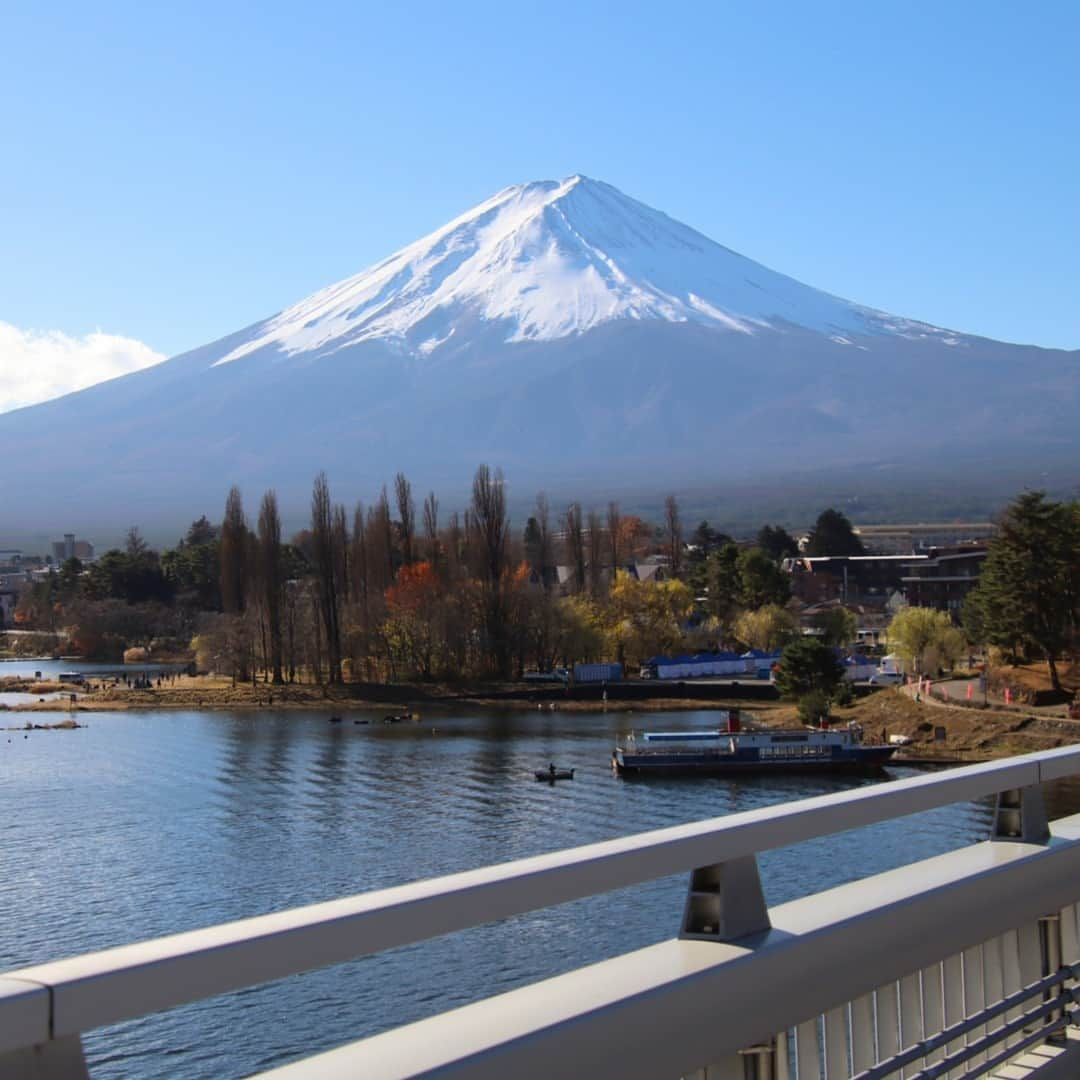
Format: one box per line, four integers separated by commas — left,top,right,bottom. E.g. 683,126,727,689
2,175,1077,539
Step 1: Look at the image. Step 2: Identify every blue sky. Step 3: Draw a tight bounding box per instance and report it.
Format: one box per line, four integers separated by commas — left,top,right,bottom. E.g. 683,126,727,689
1,0,1076,406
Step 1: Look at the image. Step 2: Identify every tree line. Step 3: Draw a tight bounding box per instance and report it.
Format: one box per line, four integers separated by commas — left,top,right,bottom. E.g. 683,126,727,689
13,465,849,681
14,477,1075,692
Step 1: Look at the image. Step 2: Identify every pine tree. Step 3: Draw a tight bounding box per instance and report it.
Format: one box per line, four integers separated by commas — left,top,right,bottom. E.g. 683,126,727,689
966,492,1080,692
804,509,865,557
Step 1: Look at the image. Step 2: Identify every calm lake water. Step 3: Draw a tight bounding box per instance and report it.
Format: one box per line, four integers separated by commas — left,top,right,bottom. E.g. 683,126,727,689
0,707,1043,1078
0,658,187,679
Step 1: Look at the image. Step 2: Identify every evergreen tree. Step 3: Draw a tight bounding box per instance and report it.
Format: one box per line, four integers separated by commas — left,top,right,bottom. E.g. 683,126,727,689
811,606,858,648
773,637,845,701
704,544,742,629
804,509,865,557
756,524,798,561
965,492,1080,692
736,546,791,608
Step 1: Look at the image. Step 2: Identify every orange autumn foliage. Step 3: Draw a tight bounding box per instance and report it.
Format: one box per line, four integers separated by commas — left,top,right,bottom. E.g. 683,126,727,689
385,561,440,611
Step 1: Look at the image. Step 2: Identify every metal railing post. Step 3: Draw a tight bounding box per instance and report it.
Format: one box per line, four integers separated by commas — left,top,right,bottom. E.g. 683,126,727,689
682,855,773,1077
0,1035,89,1079
993,786,1049,844
680,855,771,942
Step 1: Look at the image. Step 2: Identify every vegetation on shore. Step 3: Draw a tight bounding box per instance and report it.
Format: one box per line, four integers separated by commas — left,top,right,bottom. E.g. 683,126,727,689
8,477,1078,745
10,466,818,682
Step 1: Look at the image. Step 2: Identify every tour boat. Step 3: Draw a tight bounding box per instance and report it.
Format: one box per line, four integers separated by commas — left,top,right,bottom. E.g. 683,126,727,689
612,710,895,776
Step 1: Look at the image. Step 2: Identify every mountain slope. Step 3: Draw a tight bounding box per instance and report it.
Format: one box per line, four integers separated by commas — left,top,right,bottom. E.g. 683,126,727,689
1,175,1076,541
210,175,957,365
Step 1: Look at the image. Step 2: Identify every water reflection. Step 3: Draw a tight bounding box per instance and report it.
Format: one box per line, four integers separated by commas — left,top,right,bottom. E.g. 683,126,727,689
3,707,1071,1080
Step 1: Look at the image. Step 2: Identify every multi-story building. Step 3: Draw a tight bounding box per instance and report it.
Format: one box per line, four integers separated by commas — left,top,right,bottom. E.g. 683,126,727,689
852,522,995,555
51,534,95,564
900,544,988,618
784,554,922,607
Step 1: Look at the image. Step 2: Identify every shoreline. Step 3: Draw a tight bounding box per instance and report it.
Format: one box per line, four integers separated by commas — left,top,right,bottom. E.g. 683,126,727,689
3,675,1076,765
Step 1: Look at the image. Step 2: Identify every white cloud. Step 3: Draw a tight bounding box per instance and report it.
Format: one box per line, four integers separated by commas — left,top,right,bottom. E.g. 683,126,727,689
0,322,166,414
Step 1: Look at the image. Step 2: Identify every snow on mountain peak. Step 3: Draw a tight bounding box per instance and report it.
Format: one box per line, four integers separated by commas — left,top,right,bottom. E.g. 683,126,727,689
214,176,944,367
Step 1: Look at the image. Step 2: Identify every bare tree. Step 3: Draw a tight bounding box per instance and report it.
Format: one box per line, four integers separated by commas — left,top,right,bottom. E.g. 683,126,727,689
257,490,284,684
606,501,622,574
445,511,463,583
665,494,684,579
562,502,586,593
535,493,553,589
395,472,416,566
367,488,395,594
587,508,604,596
332,503,349,603
350,502,368,616
423,491,440,573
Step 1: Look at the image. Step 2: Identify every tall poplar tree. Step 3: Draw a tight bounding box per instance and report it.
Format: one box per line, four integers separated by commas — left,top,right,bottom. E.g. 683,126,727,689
471,465,510,677
395,472,416,566
220,486,250,681
257,490,284,684
563,502,585,593
220,486,248,616
310,473,344,683
664,494,683,578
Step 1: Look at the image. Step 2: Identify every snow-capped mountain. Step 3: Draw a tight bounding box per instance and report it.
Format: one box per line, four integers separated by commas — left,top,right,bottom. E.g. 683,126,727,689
214,175,954,365
1,175,1076,540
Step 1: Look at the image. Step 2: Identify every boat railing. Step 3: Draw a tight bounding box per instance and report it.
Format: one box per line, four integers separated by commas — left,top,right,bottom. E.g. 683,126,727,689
5,747,1080,1077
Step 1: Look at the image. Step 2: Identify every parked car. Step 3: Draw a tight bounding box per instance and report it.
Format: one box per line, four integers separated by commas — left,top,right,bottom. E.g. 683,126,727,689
868,671,904,686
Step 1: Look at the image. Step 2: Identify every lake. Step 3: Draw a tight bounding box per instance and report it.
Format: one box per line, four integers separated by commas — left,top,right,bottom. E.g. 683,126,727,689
0,706,1022,1077
0,658,187,679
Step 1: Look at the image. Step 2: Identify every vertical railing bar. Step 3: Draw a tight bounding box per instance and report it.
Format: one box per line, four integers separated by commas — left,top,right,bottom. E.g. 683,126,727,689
920,962,945,1067
776,1029,792,1080
795,1018,819,1080
850,994,875,1075
1001,926,1024,1050
898,972,922,1078
916,1001,1073,1079
875,983,900,1067
982,932,1005,1045
960,943,987,1068
824,1005,847,1080
846,969,1075,1079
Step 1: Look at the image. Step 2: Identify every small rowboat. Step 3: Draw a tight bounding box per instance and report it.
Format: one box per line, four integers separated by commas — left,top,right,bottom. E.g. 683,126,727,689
534,767,575,782
383,712,419,723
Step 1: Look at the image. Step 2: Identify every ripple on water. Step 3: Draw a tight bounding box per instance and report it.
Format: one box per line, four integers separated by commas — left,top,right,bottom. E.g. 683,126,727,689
0,707,1049,1079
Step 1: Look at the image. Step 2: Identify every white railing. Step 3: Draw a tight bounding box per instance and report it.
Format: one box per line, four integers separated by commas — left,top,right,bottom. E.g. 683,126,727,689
5,747,1080,1078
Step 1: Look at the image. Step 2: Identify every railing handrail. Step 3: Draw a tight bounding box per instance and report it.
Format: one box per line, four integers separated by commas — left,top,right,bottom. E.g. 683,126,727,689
3,745,1080,1048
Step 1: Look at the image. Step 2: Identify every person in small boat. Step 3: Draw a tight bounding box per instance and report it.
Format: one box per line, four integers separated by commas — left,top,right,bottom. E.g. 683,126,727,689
549,763,556,777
